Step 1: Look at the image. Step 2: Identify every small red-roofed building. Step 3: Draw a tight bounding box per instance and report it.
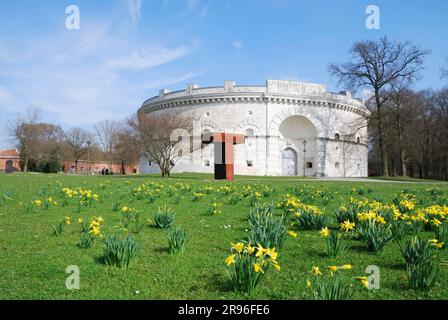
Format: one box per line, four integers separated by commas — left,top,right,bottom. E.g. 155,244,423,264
0,149,20,173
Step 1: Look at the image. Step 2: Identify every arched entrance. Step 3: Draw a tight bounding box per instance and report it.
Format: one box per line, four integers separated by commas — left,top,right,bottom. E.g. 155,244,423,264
5,160,13,173
281,148,297,176
279,115,317,176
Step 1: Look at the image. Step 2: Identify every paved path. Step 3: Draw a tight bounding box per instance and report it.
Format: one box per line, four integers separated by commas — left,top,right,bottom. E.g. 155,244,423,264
233,177,447,184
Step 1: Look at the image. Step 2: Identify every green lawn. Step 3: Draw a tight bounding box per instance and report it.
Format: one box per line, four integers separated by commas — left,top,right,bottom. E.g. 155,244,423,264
0,173,447,300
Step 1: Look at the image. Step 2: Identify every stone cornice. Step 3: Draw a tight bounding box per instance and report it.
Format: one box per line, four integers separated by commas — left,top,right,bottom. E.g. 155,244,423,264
139,92,370,118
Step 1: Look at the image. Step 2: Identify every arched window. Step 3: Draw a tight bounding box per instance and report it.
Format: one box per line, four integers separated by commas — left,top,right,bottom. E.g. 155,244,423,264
246,129,254,137
335,162,340,169
356,136,361,143
334,133,340,141
204,160,210,167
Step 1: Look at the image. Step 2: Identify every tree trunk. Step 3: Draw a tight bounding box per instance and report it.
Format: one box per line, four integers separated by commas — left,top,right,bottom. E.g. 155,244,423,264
75,159,78,174
23,156,29,173
375,91,389,176
121,161,125,175
396,111,407,177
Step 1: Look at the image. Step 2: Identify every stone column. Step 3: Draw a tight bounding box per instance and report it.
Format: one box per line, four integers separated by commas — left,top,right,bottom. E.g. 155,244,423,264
265,135,280,176
315,138,327,177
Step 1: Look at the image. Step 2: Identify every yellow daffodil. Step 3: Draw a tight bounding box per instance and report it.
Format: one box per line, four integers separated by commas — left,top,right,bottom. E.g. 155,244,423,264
340,220,355,232
246,243,255,254
327,265,338,272
265,248,278,261
272,261,281,272
288,230,298,238
224,254,236,266
353,276,368,288
319,227,330,237
338,264,352,270
312,266,322,276
306,280,312,288
253,263,264,273
231,242,244,253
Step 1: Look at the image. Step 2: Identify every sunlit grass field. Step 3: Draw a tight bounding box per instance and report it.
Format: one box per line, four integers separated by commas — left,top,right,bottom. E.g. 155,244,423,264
0,173,447,300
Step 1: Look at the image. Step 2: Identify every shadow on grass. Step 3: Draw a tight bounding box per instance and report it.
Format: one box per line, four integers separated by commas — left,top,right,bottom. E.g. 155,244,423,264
205,272,234,293
382,261,407,271
153,246,169,254
94,255,106,265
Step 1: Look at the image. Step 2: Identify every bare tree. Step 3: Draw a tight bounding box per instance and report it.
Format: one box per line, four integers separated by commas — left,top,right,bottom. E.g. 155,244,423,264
128,111,195,177
329,37,430,176
95,120,121,169
65,127,92,173
384,78,417,177
7,109,41,172
442,56,448,80
114,127,140,175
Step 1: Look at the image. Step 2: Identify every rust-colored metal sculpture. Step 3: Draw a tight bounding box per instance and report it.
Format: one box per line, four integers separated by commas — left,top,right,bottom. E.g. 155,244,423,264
202,132,245,181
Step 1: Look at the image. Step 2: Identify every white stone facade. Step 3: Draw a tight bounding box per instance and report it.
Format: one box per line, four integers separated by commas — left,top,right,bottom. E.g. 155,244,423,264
138,80,370,177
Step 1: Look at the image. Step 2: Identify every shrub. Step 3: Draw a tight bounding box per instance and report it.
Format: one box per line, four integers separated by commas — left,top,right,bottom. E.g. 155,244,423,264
357,220,395,252
103,235,139,268
154,206,176,229
167,226,188,254
248,205,287,249
224,242,280,295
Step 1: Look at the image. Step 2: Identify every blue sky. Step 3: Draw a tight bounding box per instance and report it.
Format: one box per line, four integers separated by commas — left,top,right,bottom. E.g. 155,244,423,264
1,0,447,149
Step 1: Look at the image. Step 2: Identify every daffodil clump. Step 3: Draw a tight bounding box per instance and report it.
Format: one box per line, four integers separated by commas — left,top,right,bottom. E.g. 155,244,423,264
103,234,139,268
153,206,176,229
248,205,287,249
206,199,223,215
76,216,103,249
277,194,301,213
319,226,350,257
399,236,444,290
191,192,204,202
294,204,329,230
248,191,262,207
43,197,58,209
306,265,354,300
61,187,98,212
224,242,280,295
0,191,13,206
27,199,42,212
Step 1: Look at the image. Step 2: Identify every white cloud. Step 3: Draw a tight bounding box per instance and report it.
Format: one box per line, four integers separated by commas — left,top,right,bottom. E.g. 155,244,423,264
127,0,143,25
106,45,190,71
232,40,243,49
0,20,198,128
132,72,200,91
